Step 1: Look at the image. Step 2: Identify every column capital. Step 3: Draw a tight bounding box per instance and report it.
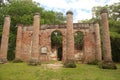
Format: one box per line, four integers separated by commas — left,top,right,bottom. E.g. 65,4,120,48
5,15,10,17
34,12,40,15
100,8,108,14
66,10,73,15
4,15,10,21
17,24,23,27
93,20,99,24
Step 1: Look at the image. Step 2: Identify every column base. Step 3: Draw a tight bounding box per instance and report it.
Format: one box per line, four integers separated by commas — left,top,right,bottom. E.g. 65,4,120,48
64,59,76,68
0,58,7,64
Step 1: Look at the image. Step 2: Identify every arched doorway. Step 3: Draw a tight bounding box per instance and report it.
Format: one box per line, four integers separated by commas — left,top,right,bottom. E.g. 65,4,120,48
51,30,62,61
74,31,84,61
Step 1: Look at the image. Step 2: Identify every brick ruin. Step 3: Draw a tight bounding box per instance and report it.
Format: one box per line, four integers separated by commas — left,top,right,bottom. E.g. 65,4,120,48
0,10,113,63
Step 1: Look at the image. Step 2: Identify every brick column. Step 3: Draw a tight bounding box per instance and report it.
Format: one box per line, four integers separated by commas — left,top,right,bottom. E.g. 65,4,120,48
31,13,40,62
62,35,67,62
15,24,23,60
100,9,112,62
94,22,102,61
66,11,75,61
0,15,11,63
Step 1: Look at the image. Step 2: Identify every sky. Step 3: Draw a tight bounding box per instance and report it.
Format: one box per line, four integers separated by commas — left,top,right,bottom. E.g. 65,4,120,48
33,0,120,22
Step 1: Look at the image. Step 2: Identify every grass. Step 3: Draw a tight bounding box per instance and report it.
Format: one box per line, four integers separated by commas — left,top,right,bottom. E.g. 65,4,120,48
0,62,120,80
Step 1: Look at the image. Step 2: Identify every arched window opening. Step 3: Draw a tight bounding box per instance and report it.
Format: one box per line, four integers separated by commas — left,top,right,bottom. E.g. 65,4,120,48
74,31,84,50
51,30,62,61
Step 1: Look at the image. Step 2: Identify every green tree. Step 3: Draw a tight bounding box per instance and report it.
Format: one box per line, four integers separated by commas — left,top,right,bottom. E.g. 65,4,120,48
109,3,120,21
41,11,66,24
55,12,66,24
42,10,55,24
109,20,120,62
51,30,62,48
74,32,84,50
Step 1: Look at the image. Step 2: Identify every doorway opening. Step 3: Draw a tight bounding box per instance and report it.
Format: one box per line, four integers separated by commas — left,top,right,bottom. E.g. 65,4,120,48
74,31,84,60
51,30,63,61
57,47,62,61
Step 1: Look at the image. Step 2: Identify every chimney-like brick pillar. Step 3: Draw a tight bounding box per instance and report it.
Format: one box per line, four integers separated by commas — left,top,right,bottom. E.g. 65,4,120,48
15,24,23,60
0,15,11,63
100,9,112,62
62,35,67,62
31,13,40,62
66,11,75,61
94,22,102,61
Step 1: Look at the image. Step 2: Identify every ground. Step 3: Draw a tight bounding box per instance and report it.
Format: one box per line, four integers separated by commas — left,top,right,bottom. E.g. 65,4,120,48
0,62,120,80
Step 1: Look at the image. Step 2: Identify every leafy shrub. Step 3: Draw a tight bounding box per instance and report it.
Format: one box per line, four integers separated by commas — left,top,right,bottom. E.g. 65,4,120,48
13,59,23,63
87,60,98,65
98,61,117,69
0,58,7,64
28,59,41,66
64,60,76,68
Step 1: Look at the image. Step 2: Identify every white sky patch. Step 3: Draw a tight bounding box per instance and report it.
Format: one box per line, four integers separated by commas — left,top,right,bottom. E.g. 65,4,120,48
33,0,120,22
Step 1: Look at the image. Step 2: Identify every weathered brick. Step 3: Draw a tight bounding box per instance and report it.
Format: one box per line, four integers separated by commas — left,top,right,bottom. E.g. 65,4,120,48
0,15,10,63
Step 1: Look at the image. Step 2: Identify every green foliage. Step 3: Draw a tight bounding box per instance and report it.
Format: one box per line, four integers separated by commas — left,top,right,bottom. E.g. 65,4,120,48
41,11,66,24
74,31,84,50
0,27,2,44
0,3,4,44
54,12,66,24
109,20,120,38
109,2,120,21
92,5,109,20
51,30,62,48
87,60,99,65
98,61,117,69
111,37,120,62
5,0,43,25
41,11,55,24
109,20,120,62
7,32,16,61
64,60,76,68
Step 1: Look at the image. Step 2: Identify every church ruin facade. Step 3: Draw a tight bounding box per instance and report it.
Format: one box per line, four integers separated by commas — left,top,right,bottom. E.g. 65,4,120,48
0,10,113,63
